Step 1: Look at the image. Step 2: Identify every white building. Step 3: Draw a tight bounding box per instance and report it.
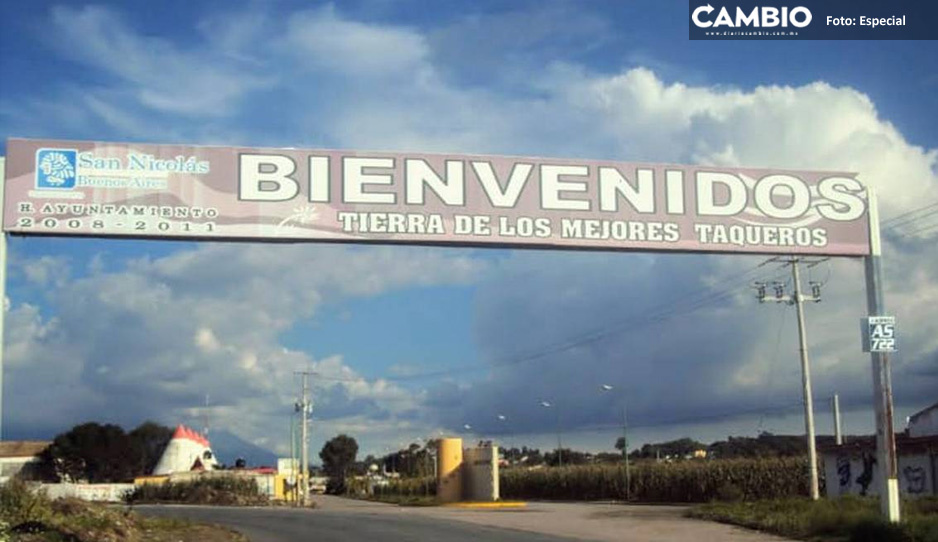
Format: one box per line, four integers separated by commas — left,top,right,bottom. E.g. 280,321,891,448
152,425,218,475
0,441,49,484
908,401,938,438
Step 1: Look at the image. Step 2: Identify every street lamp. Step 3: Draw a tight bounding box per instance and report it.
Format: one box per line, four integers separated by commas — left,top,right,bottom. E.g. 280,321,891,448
600,384,630,501
540,400,563,468
496,414,511,461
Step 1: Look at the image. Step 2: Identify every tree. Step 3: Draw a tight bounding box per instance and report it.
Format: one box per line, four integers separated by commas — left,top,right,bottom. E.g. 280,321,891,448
38,421,175,482
708,432,807,459
128,421,173,475
39,423,135,482
634,438,706,460
544,448,589,467
319,434,358,494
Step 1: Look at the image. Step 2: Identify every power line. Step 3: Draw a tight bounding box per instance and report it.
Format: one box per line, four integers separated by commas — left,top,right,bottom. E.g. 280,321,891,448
499,400,805,437
881,200,938,240
894,217,938,238
881,200,938,228
311,260,787,387
380,260,782,382
757,303,788,433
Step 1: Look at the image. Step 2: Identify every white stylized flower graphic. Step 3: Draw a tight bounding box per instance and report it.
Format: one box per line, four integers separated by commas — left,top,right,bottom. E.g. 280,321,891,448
39,152,75,186
277,205,321,232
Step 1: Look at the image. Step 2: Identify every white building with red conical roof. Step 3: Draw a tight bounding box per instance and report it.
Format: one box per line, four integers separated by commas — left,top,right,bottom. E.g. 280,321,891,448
152,424,219,475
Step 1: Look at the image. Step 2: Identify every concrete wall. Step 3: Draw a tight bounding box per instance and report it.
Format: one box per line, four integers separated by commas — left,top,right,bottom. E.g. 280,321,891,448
823,450,937,498
464,446,499,502
40,483,135,502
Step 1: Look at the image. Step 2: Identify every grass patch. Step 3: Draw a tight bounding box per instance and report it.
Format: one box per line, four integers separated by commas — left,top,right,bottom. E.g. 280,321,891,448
0,479,246,542
688,496,938,542
362,493,440,507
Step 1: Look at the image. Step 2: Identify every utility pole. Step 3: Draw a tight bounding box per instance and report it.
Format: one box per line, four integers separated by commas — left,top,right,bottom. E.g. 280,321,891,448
295,371,315,506
290,401,298,505
833,394,843,446
755,256,825,500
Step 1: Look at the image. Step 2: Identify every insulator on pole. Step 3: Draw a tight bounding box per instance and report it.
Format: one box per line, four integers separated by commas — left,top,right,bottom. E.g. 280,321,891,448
810,281,821,300
773,282,785,298
754,282,766,302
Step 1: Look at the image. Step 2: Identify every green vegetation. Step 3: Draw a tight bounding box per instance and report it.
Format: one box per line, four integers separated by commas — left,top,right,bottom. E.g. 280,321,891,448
38,421,174,483
629,437,707,460
319,434,359,495
689,496,938,542
501,457,811,502
125,477,268,506
346,475,436,503
365,493,439,506
0,479,245,541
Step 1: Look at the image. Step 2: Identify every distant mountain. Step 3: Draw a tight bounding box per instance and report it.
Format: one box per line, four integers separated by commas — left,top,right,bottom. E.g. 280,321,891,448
208,430,279,467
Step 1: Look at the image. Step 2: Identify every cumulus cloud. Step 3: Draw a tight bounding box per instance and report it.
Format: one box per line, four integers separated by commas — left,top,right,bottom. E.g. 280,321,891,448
4,244,485,452
453,69,938,441
46,5,271,117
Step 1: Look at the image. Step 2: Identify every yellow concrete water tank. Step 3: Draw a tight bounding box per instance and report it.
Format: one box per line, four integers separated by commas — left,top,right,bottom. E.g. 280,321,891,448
436,438,463,503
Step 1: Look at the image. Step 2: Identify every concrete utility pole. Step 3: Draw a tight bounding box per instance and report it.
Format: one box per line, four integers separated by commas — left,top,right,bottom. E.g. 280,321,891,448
291,400,299,505
755,257,824,500
295,371,315,506
864,189,901,522
833,394,843,446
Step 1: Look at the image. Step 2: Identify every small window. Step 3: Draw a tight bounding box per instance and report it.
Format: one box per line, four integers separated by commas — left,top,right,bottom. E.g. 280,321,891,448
203,451,213,460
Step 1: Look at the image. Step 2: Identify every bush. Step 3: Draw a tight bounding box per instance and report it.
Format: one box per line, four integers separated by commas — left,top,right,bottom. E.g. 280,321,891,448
125,476,268,506
326,477,347,495
0,479,52,528
348,476,436,502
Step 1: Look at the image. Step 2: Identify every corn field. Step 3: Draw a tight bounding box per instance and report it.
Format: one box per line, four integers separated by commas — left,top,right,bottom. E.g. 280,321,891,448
501,457,818,503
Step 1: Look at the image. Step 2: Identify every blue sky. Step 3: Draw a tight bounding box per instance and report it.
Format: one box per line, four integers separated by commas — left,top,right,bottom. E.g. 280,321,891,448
1,1,937,459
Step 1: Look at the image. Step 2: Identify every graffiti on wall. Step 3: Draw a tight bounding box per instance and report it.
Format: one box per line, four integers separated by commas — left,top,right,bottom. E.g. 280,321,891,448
904,466,926,494
824,451,936,498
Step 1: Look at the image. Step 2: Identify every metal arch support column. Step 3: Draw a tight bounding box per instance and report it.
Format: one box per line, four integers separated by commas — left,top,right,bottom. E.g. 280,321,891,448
0,156,7,442
864,187,900,522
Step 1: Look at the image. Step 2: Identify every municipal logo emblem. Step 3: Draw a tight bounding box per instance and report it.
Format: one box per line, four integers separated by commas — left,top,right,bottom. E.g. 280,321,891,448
36,148,77,189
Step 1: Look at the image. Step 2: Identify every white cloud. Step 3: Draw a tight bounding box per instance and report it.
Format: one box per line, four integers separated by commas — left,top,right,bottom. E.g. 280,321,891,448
47,5,271,117
4,243,485,449
284,5,430,77
19,255,70,287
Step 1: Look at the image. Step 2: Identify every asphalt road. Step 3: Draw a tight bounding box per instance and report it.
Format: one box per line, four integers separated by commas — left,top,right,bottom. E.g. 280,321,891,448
136,503,573,542
137,496,791,542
